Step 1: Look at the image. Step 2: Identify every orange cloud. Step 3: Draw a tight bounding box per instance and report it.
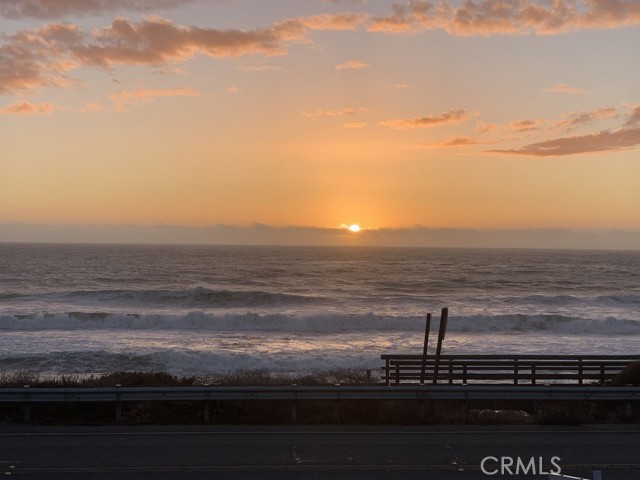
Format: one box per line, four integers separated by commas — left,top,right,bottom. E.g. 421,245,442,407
335,59,370,70
379,109,471,129
476,121,498,133
546,83,588,95
0,101,54,115
296,13,369,31
506,119,545,132
624,104,640,128
489,128,640,156
0,13,363,95
302,107,367,117
419,136,479,147
553,107,618,130
0,0,190,19
343,122,367,129
369,0,640,35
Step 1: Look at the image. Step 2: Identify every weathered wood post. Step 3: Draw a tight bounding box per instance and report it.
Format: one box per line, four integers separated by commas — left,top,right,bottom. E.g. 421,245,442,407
419,313,432,384
433,307,448,384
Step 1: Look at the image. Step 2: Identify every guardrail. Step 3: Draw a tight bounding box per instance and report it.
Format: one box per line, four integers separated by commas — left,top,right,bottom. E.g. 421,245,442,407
381,355,640,386
2,384,639,424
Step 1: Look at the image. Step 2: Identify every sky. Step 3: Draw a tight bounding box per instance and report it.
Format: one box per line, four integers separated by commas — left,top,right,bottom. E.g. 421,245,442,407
1,0,639,248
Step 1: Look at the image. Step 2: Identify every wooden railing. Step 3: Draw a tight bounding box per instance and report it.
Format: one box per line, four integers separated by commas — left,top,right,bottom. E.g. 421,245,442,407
381,354,640,386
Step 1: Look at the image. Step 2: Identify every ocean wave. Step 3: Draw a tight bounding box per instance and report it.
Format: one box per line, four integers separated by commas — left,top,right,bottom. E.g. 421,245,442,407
0,350,378,376
1,311,639,335
2,286,322,308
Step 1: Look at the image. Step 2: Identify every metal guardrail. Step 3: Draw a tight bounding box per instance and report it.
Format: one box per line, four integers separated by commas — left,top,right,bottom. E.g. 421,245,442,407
2,384,638,423
2,384,640,402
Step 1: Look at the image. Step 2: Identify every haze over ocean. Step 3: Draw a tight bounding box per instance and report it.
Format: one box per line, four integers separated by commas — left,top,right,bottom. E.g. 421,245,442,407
1,243,638,377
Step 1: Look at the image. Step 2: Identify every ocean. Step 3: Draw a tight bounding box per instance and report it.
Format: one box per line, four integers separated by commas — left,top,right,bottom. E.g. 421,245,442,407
1,243,638,377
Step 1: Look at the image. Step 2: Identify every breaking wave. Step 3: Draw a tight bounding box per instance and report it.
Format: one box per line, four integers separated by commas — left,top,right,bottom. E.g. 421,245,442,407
1,286,322,308
2,311,639,335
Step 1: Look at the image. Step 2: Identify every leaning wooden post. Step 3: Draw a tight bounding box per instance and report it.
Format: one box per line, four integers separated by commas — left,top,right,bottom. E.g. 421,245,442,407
432,307,448,384
419,313,432,384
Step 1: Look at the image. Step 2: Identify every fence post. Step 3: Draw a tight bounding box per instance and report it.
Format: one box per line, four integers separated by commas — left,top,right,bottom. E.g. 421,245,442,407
385,358,390,386
433,307,448,384
531,365,536,385
578,358,584,385
420,313,432,384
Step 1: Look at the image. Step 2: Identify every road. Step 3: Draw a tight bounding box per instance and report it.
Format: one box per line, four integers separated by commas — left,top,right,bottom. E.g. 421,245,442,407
0,425,638,479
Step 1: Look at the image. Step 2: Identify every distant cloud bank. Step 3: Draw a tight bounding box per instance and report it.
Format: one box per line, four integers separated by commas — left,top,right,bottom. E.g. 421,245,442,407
1,224,638,250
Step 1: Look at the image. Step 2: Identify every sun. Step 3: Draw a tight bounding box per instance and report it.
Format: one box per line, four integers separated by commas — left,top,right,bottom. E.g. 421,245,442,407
348,224,361,233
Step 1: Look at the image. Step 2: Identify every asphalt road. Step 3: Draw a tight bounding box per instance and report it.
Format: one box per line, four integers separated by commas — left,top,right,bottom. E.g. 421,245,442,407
0,425,638,479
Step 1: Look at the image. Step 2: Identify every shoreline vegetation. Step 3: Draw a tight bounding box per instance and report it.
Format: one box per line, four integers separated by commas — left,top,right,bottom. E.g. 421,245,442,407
1,364,638,426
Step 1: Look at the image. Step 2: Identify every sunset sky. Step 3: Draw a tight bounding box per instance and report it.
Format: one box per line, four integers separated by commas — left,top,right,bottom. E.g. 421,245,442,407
1,0,639,247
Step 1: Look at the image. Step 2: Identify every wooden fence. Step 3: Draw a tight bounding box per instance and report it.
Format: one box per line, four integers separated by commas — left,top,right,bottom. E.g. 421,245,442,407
381,354,640,386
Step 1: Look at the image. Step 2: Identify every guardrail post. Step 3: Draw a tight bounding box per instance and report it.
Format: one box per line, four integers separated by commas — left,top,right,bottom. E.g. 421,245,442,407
463,364,468,385
395,364,400,385
600,364,605,383
23,385,31,424
115,384,123,424
291,385,297,423
514,359,519,385
448,359,453,384
458,401,468,424
203,385,210,422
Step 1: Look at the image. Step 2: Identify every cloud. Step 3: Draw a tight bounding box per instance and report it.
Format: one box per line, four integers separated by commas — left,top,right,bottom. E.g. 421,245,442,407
624,104,640,127
0,0,191,19
368,0,640,36
227,86,242,94
335,59,370,70
379,109,471,129
553,107,618,129
476,121,498,133
546,83,588,95
419,136,479,147
392,83,410,90
109,86,199,110
0,100,54,115
506,119,545,132
489,128,640,156
296,12,369,31
302,107,367,117
343,121,367,128
0,14,364,95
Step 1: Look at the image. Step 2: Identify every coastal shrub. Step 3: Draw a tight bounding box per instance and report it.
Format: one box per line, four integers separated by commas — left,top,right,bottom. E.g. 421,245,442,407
610,362,640,386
